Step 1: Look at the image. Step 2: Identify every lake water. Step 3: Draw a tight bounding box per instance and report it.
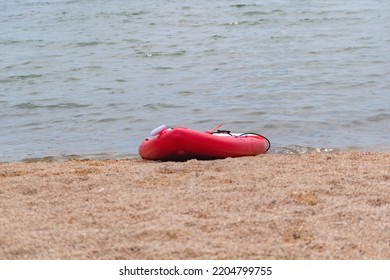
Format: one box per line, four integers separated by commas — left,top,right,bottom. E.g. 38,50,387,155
1,0,389,162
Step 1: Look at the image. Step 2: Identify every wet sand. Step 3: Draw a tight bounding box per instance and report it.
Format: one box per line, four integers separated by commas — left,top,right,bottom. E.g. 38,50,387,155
0,152,389,259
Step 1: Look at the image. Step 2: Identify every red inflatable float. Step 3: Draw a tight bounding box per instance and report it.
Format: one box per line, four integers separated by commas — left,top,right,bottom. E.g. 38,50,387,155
138,125,270,161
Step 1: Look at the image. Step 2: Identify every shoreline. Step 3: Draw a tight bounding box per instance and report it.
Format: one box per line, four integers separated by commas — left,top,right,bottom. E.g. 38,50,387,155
0,151,389,259
2,144,390,164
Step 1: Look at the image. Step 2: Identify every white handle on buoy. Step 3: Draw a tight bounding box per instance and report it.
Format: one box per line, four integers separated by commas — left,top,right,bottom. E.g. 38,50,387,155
150,125,167,136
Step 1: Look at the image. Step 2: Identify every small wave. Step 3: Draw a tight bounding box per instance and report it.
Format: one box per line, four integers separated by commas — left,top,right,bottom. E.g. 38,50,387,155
243,11,268,16
106,11,149,18
367,113,390,122
224,21,246,26
1,74,43,83
143,103,185,110
246,111,266,116
12,103,40,109
152,66,174,71
54,102,90,109
177,91,195,96
223,20,268,26
229,120,257,125
13,102,89,110
210,35,226,40
143,51,163,57
0,39,44,45
24,122,43,127
97,118,119,123
75,41,109,47
270,145,336,155
346,113,390,126
141,50,186,58
1,40,22,45
230,4,261,8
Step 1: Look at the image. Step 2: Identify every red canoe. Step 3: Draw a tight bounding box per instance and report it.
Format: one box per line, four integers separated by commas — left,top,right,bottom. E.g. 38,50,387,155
138,125,270,161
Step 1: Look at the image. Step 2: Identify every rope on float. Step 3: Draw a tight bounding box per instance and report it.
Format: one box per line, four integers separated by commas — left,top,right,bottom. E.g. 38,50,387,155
209,129,271,153
239,132,271,152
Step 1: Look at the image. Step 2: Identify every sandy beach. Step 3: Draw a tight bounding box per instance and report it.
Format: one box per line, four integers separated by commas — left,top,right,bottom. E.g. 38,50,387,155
0,152,389,260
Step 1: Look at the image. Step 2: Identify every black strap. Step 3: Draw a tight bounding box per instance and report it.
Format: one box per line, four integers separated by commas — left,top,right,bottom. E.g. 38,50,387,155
211,129,232,135
239,133,271,152
211,131,271,152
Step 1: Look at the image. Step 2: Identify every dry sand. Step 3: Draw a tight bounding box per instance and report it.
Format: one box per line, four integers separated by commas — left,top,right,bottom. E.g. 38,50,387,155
0,152,389,260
